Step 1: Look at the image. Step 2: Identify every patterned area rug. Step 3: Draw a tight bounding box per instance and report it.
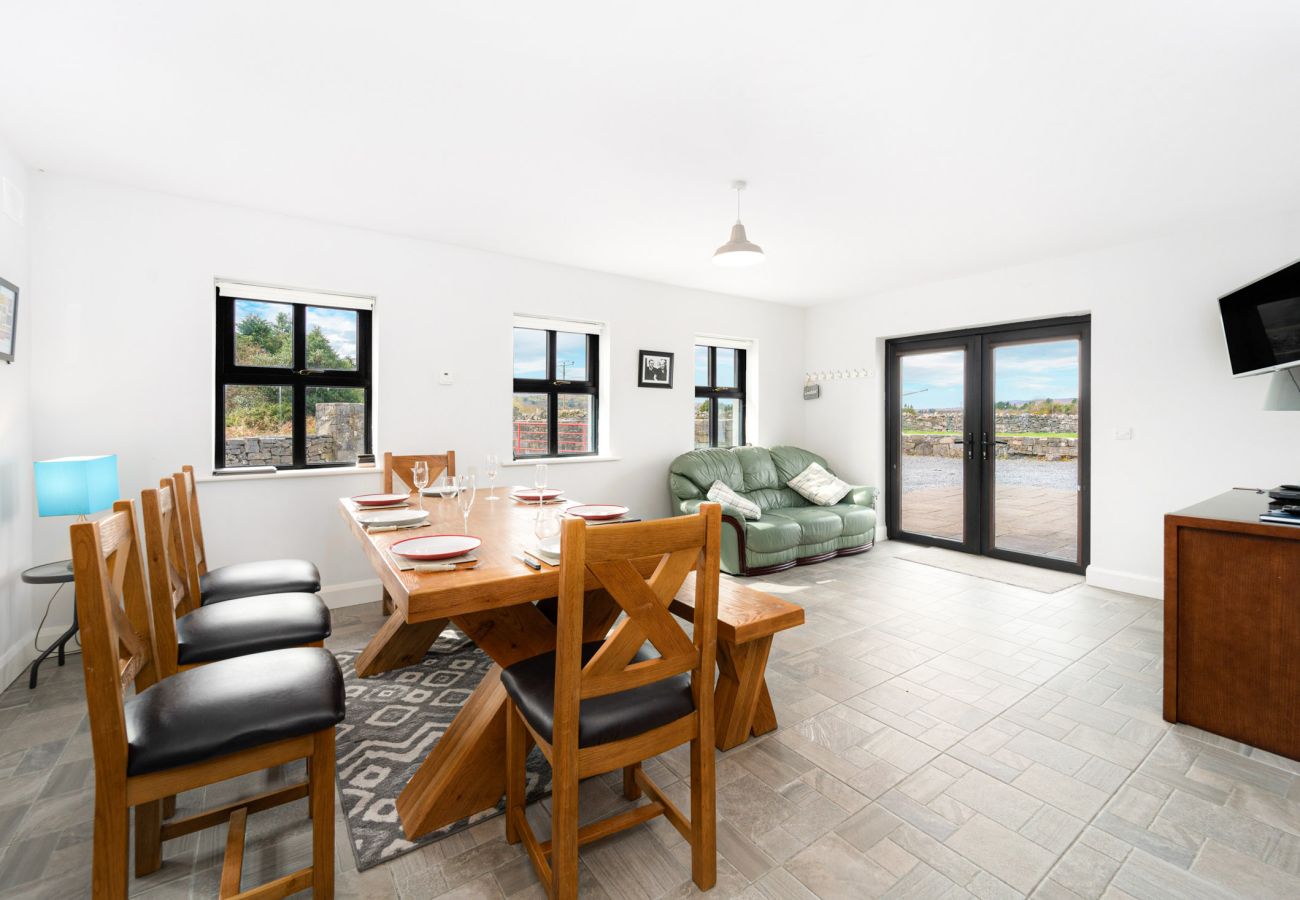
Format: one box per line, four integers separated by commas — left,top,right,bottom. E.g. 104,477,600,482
334,634,552,871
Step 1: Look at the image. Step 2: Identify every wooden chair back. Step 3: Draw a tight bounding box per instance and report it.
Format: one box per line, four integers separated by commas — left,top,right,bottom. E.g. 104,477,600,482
383,451,456,493
140,482,194,677
554,502,721,743
172,466,207,607
70,500,160,776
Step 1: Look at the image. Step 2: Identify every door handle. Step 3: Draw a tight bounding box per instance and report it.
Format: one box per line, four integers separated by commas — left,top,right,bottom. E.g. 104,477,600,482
951,432,974,459
981,432,1009,460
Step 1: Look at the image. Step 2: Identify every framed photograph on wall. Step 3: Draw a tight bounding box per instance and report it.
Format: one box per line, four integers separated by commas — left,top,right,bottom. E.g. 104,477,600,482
0,277,17,364
638,350,674,388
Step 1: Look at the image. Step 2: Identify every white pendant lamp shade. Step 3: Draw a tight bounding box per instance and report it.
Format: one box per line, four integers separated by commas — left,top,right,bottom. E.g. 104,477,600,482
713,180,765,267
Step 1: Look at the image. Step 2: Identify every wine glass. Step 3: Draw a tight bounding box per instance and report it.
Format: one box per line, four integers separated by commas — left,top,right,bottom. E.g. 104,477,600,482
485,454,500,501
534,505,560,555
411,460,429,512
533,463,548,508
456,473,477,534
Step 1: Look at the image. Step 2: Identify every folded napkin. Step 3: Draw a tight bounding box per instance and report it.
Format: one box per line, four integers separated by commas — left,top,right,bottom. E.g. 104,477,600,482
365,520,429,533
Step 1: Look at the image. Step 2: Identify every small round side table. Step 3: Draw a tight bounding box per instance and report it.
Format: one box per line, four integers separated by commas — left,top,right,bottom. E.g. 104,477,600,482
21,560,77,690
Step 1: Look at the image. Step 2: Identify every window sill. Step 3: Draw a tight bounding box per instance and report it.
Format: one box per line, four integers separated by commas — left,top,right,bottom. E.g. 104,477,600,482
502,455,622,467
196,466,383,484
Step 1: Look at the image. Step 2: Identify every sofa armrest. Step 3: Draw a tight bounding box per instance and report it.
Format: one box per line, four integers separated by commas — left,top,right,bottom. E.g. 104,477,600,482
681,497,750,523
849,485,878,509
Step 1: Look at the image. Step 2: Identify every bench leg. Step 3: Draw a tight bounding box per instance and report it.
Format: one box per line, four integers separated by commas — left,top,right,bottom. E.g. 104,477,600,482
714,636,774,751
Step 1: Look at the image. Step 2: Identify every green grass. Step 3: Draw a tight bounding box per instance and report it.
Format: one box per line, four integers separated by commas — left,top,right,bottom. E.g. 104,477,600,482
903,430,1078,439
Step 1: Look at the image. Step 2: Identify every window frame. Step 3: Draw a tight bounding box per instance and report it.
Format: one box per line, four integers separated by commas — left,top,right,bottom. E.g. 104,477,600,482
214,291,373,470
694,344,747,448
512,327,600,460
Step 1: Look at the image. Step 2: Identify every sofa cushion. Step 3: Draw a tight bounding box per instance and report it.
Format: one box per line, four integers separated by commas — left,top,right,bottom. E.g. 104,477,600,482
736,447,780,492
669,448,743,498
822,503,877,536
788,462,852,506
707,481,761,520
765,507,845,544
740,515,803,554
769,446,832,485
744,486,808,511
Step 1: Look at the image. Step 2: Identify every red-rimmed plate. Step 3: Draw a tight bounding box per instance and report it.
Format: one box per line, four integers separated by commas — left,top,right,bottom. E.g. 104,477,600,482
566,504,630,521
390,534,483,560
512,488,565,502
352,493,409,507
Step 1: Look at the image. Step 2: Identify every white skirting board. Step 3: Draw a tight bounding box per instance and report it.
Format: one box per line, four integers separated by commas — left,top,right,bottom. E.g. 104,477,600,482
320,578,383,609
0,633,37,694
1085,566,1162,600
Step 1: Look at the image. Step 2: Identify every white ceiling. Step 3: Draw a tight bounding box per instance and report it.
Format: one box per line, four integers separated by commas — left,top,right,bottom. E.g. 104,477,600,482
3,1,1299,305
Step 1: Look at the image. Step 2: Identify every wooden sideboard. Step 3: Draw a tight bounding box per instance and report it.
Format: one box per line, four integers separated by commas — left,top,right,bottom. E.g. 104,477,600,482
1164,490,1300,760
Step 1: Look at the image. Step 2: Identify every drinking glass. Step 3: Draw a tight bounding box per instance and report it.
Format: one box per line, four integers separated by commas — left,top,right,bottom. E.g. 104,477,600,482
412,461,430,512
456,473,477,534
534,505,560,552
485,454,500,501
533,463,548,507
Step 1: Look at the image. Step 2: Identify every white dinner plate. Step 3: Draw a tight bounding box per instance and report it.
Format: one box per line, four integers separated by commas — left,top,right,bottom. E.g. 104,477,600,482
537,535,561,561
352,492,410,507
566,504,630,521
512,488,565,502
390,534,483,560
356,509,429,527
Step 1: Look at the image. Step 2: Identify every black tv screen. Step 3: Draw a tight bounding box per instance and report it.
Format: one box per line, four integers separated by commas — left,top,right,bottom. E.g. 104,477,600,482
1219,257,1300,376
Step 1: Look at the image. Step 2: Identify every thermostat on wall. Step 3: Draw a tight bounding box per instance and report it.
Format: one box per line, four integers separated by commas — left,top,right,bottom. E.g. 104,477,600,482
438,371,454,385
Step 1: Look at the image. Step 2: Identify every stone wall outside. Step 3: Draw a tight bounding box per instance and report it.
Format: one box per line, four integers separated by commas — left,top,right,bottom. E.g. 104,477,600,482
223,402,365,468
902,411,1077,434
902,433,1077,461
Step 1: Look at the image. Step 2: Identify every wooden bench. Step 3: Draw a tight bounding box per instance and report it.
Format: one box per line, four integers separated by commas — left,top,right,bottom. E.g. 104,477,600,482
671,573,805,751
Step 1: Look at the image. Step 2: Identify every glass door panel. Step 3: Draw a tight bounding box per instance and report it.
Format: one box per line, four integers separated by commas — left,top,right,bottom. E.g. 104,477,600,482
897,348,969,544
987,337,1082,564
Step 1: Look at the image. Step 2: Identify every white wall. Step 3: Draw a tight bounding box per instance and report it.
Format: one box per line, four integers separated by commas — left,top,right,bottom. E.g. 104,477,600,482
26,175,806,619
804,214,1300,597
0,138,35,687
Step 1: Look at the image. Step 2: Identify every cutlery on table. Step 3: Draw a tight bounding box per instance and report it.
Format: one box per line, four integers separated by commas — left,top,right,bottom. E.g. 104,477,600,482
522,549,554,568
366,522,427,533
413,562,480,573
515,554,541,571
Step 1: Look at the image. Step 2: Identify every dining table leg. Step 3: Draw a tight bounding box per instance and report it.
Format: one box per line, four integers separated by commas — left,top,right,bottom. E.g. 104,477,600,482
355,609,449,678
394,591,621,839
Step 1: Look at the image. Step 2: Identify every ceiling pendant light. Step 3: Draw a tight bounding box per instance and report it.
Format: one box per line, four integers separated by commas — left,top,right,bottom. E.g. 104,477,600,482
713,179,765,267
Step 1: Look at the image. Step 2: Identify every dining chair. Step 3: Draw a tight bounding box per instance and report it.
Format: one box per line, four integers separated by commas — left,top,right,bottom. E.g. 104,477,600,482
382,450,456,494
173,465,321,607
71,501,343,898
377,451,456,614
501,503,721,900
140,482,331,678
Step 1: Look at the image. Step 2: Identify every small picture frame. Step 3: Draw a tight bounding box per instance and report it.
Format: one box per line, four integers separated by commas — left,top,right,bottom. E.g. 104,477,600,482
638,350,674,388
0,277,18,364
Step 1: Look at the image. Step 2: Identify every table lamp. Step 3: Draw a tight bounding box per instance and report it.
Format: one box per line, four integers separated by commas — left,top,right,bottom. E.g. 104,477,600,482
34,454,120,522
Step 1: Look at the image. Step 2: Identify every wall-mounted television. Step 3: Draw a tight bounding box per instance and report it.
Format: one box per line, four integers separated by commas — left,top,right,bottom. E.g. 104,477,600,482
1220,257,1300,377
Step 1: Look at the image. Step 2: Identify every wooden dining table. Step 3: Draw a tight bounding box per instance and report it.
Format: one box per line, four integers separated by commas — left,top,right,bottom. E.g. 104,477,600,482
338,491,659,839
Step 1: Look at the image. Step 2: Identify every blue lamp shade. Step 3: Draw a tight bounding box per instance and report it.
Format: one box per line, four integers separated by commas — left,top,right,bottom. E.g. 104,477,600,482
34,455,120,518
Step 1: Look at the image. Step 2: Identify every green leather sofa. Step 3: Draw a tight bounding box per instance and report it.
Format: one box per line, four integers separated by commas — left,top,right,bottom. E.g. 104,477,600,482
669,445,878,576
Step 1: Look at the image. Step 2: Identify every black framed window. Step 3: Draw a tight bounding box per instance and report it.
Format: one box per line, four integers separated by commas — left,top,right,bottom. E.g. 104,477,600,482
694,345,746,448
215,291,372,470
512,325,599,459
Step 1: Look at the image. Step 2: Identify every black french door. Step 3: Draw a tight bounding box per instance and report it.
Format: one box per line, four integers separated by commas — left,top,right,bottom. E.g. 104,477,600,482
885,316,1090,574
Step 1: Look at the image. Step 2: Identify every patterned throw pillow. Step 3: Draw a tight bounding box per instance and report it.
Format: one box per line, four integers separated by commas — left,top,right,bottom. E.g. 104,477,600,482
787,462,851,506
706,480,762,520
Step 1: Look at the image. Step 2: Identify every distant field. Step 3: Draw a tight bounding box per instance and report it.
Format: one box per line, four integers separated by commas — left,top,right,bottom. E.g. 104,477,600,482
903,430,1078,439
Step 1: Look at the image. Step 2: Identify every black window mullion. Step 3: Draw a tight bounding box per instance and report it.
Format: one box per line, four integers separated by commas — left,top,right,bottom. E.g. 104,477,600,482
216,293,372,471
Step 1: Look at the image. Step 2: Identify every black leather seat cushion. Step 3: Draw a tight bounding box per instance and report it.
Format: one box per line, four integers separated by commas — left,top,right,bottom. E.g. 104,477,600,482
175,593,330,666
125,647,345,776
501,642,695,748
200,559,321,606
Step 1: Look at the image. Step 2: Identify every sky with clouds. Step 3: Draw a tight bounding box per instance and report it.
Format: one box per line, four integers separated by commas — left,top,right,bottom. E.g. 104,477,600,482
902,339,1079,410
235,300,358,360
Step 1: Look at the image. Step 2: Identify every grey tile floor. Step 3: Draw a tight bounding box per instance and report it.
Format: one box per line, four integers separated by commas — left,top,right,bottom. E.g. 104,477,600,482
3,540,1300,898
